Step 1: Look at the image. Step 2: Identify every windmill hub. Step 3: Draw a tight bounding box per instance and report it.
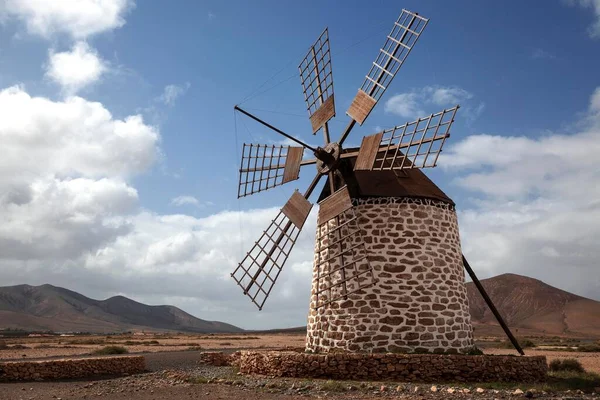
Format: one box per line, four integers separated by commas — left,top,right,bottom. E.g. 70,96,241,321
315,142,341,174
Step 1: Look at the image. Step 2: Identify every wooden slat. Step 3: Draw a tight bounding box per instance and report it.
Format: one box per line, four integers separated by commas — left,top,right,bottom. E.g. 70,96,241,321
354,132,383,171
318,186,352,224
282,147,304,183
309,95,335,133
281,190,312,229
346,89,377,125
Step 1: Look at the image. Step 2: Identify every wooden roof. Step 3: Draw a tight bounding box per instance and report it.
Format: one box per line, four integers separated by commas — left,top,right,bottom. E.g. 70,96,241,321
317,148,454,205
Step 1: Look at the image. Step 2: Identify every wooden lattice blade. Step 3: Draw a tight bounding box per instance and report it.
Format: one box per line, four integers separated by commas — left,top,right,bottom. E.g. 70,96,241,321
313,186,376,309
231,190,312,310
299,28,336,134
238,144,304,198
346,9,428,126
354,106,458,171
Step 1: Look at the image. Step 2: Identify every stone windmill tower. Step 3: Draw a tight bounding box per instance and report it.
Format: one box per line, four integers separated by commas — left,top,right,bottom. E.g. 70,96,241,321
232,9,523,355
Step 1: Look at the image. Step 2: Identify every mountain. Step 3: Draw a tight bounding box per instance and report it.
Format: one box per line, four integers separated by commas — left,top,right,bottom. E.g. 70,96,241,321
0,284,243,334
467,273,600,337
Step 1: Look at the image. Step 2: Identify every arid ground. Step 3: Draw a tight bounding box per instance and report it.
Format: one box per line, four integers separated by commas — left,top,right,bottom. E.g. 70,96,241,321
1,333,600,399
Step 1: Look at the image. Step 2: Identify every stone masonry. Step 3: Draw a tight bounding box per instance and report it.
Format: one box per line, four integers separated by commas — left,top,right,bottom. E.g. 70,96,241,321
306,197,474,353
238,351,548,383
0,356,146,381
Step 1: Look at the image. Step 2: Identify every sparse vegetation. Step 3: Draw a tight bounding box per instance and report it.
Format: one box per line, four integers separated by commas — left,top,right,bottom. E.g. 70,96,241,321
0,339,7,349
187,346,203,351
93,345,129,355
219,342,233,346
576,344,600,352
549,358,585,373
187,375,209,384
462,346,484,355
320,380,346,392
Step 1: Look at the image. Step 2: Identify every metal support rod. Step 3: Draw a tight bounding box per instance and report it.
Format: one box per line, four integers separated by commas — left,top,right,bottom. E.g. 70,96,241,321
462,254,525,356
235,105,318,152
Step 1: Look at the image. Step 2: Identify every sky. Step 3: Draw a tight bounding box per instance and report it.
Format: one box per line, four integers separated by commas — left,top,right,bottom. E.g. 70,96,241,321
0,0,599,330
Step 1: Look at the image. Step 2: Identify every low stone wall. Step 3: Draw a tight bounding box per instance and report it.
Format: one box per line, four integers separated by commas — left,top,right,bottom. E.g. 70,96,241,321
199,351,232,366
0,356,146,381
238,351,547,383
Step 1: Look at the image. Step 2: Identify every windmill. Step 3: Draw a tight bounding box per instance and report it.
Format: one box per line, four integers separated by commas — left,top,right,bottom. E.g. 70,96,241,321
232,9,524,355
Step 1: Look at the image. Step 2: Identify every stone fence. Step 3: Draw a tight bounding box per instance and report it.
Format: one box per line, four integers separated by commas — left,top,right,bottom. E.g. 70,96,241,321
0,356,146,381
238,351,547,383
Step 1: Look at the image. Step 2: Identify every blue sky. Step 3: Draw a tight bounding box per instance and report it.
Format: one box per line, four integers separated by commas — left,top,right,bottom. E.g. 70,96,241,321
0,0,599,329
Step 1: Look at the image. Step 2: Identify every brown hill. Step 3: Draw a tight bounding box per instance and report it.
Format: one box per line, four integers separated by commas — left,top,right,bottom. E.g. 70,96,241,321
0,284,242,334
467,273,600,337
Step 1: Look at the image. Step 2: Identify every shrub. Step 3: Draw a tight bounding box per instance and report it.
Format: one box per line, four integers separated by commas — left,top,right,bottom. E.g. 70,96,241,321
187,375,209,384
462,346,484,355
520,339,537,348
93,345,128,355
321,380,345,392
549,358,585,373
576,344,600,352
0,339,7,350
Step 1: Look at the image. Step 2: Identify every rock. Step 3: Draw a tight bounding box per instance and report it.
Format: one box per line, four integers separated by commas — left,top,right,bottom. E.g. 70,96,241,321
447,387,455,394
462,388,471,394
395,385,404,392
430,385,438,392
525,390,533,398
513,388,524,395
380,385,387,392
476,387,484,393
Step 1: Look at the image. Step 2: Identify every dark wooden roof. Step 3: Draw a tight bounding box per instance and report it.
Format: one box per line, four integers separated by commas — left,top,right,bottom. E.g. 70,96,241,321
317,148,454,205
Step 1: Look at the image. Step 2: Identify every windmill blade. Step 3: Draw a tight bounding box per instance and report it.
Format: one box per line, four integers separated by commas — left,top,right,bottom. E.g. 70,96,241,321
313,186,376,309
231,190,312,310
238,144,305,198
347,9,428,125
354,106,459,171
299,28,336,135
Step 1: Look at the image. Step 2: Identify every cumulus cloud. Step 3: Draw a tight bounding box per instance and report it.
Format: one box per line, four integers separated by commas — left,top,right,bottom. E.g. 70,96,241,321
441,87,600,300
0,0,134,39
385,85,477,120
0,84,158,267
158,82,191,106
0,85,159,180
566,0,600,38
46,41,107,94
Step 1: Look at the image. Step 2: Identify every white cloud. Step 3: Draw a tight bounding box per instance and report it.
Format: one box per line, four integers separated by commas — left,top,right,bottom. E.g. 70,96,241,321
170,195,200,207
442,87,600,300
46,41,107,94
566,0,600,38
427,86,472,106
384,92,424,119
158,82,190,106
0,0,134,39
0,85,159,180
385,85,474,120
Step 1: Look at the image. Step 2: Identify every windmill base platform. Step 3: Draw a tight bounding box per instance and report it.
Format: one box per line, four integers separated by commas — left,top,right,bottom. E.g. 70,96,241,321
236,350,548,383
307,196,474,354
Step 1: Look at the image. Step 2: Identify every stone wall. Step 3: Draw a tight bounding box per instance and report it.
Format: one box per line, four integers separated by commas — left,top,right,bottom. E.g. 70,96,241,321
307,197,474,353
0,356,145,381
238,351,547,383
